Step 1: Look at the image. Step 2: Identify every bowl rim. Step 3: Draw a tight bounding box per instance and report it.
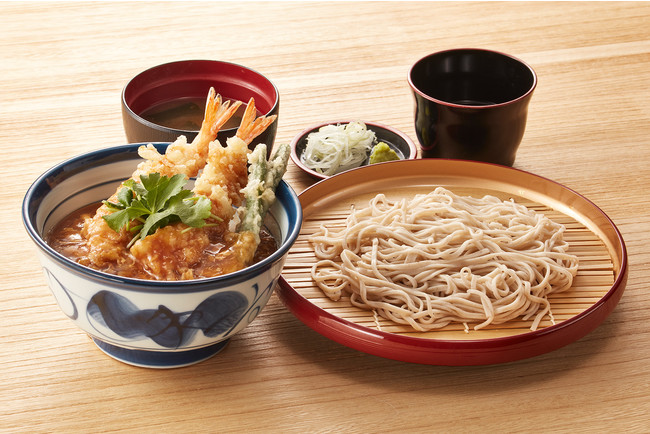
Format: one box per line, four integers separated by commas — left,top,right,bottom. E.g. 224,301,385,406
289,120,418,180
121,59,280,136
22,142,302,291
407,47,538,109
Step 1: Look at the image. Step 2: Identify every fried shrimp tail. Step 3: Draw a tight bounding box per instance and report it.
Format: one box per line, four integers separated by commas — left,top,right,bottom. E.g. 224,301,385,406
235,98,277,145
192,97,278,223
82,88,241,268
130,95,281,279
194,88,243,157
134,88,242,179
78,86,287,279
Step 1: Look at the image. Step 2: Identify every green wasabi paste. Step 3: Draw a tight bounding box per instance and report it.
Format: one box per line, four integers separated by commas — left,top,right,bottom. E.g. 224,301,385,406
369,142,400,164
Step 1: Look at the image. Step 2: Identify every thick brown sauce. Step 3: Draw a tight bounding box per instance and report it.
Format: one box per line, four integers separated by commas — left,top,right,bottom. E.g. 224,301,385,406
46,203,278,280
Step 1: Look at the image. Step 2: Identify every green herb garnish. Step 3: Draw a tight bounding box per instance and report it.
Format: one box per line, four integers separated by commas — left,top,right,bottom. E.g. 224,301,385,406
102,173,219,248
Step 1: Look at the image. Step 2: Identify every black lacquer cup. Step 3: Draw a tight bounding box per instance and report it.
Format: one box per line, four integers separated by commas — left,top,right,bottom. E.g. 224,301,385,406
408,48,536,166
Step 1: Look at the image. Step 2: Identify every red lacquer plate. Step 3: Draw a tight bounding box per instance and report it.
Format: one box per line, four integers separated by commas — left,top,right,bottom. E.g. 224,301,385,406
277,159,628,365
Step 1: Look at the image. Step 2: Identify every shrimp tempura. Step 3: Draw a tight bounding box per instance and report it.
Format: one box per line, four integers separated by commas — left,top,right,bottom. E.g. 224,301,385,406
129,97,278,279
82,88,241,268
192,98,276,222
134,88,242,179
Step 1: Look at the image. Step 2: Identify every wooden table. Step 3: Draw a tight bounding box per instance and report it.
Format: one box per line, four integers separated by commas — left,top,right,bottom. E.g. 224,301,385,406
2,2,649,432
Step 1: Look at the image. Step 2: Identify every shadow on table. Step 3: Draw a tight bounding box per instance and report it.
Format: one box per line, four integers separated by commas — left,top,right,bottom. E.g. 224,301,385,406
263,300,626,395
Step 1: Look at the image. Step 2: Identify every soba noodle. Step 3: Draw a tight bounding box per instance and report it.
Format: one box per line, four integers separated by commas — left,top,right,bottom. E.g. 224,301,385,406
309,187,579,332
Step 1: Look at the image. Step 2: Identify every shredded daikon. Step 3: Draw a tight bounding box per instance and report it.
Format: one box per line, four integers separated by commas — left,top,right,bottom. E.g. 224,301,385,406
300,122,376,176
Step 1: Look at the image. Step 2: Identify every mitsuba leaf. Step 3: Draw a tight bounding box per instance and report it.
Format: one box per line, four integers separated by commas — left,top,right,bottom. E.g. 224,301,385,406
138,173,187,212
103,208,135,232
101,172,213,245
116,182,134,207
138,190,189,238
173,195,213,227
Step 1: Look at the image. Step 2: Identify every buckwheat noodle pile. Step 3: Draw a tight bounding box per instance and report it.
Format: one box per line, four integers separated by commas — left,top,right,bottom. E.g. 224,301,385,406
309,187,579,332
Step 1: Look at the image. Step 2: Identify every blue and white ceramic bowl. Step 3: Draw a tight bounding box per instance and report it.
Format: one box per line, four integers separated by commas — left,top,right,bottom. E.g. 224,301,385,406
22,143,302,368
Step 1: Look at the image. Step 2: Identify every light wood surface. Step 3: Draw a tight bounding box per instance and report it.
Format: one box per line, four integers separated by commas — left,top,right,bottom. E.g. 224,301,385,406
2,2,649,432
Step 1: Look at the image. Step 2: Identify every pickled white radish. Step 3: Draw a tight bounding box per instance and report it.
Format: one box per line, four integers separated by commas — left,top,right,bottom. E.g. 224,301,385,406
300,122,375,176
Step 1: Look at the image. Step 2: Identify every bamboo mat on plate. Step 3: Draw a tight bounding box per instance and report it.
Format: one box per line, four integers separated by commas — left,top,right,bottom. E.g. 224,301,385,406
282,193,615,341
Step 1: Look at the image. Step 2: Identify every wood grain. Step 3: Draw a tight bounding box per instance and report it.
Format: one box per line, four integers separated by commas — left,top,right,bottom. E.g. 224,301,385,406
1,2,649,432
